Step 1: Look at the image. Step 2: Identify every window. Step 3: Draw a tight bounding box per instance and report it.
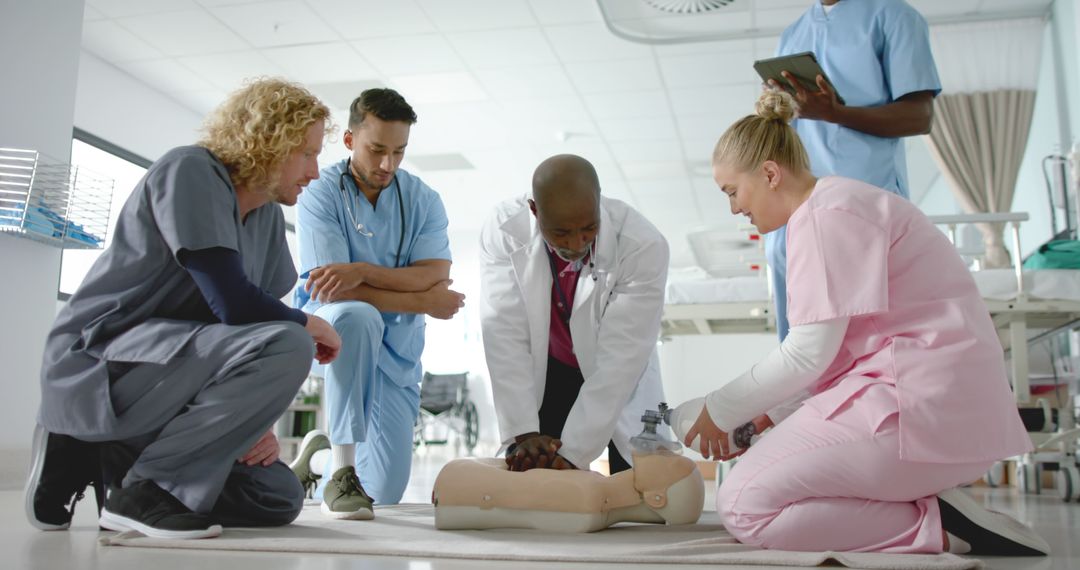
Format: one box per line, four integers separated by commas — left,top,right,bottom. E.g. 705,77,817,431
58,132,149,297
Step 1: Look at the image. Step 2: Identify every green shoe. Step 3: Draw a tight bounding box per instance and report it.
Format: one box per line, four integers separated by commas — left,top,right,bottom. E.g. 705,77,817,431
288,430,329,499
321,466,374,520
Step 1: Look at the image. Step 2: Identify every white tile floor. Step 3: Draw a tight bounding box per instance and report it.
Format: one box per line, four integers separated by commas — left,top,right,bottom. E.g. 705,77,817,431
4,445,1078,570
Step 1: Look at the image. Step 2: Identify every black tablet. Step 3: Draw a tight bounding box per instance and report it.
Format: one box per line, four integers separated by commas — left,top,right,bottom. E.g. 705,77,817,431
753,51,845,105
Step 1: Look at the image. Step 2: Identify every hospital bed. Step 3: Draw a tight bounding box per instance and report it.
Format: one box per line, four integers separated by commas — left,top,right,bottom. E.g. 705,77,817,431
930,213,1080,501
662,231,775,336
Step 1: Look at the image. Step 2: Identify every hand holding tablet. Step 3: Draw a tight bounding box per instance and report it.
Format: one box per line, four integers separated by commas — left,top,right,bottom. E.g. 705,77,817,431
753,51,846,111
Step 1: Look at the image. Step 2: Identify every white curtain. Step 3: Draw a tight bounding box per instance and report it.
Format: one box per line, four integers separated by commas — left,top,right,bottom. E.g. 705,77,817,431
924,18,1045,268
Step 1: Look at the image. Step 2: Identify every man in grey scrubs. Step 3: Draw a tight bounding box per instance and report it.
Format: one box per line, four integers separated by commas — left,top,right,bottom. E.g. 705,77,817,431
26,78,341,539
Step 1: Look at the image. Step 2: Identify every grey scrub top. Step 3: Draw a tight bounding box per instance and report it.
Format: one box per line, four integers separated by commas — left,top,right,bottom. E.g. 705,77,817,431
39,146,298,437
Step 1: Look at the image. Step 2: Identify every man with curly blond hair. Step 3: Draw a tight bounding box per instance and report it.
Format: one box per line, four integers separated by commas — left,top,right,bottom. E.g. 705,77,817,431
29,78,341,539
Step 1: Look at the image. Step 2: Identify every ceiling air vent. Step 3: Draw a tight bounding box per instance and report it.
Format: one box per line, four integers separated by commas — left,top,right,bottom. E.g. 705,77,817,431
643,0,736,15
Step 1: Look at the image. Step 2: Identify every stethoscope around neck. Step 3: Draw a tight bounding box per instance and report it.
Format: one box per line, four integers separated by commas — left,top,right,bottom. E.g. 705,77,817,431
339,158,406,268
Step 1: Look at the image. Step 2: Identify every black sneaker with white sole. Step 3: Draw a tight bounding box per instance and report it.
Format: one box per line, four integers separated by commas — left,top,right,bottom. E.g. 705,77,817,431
25,425,105,531
938,488,1050,556
99,480,222,539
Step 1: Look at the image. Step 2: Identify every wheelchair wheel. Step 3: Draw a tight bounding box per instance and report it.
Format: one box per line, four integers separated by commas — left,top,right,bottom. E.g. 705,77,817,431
463,401,479,450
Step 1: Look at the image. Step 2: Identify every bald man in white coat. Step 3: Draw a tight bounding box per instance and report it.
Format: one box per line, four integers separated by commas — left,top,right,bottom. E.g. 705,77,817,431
479,154,669,473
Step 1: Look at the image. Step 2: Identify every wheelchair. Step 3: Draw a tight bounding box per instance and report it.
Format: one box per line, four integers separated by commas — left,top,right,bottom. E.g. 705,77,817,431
413,372,479,451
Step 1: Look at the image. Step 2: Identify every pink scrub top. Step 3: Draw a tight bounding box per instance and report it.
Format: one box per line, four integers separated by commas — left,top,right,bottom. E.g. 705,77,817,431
786,176,1032,464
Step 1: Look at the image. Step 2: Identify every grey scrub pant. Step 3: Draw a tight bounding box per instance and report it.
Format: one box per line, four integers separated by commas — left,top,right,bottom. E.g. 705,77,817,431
104,321,312,524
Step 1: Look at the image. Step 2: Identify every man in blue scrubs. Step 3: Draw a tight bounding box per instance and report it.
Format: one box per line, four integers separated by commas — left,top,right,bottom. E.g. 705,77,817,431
295,88,464,519
766,0,941,339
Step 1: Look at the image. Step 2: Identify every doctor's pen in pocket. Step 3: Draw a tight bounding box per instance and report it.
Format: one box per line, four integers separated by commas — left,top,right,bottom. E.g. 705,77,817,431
633,402,769,458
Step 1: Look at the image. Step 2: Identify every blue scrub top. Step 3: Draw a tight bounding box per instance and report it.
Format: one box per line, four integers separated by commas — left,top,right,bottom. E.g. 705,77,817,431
296,159,452,381
777,0,941,198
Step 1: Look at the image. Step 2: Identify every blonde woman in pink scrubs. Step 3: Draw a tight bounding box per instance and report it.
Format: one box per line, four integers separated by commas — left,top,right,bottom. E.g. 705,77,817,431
680,90,1047,556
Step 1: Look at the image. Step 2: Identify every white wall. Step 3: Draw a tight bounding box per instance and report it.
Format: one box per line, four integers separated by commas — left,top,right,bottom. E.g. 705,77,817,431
0,0,86,474
659,334,777,408
75,51,203,161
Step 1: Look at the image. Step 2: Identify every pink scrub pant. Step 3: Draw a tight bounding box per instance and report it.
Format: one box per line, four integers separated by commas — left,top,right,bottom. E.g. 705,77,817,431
718,385,993,553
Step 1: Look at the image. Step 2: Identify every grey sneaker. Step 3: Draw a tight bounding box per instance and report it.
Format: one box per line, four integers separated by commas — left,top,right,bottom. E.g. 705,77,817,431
320,466,374,520
288,430,330,499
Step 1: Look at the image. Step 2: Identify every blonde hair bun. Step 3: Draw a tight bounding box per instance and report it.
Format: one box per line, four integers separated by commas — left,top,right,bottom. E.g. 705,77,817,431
755,90,797,124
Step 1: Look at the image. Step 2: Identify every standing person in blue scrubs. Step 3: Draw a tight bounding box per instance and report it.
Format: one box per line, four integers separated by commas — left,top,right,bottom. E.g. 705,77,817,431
294,88,465,519
765,0,941,340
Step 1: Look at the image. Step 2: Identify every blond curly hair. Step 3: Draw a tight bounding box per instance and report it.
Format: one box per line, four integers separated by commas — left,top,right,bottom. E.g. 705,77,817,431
712,89,809,173
199,77,331,193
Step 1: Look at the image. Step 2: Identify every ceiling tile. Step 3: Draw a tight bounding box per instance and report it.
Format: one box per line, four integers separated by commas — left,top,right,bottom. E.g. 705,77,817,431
753,36,781,60
306,80,385,112
565,59,663,94
87,0,200,18
658,50,759,88
196,0,295,5
683,138,719,166
351,35,464,76
651,38,753,58
407,101,511,152
447,29,558,69
582,90,670,121
170,89,229,115
597,116,678,142
389,73,488,104
543,22,653,62
609,140,685,163
622,160,690,180
116,10,251,56
262,43,378,83
497,100,595,145
907,0,980,17
473,65,576,99
668,83,759,117
629,178,694,200
307,0,437,39
83,5,108,20
116,58,220,95
527,0,601,25
209,1,338,48
81,20,166,63
416,0,536,32
177,50,286,91
675,112,742,142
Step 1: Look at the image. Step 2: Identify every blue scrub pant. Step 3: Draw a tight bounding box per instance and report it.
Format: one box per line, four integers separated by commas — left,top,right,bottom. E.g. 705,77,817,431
313,301,421,505
765,225,790,342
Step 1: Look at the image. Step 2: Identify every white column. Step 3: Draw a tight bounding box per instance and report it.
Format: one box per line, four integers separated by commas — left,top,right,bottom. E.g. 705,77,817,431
0,0,86,475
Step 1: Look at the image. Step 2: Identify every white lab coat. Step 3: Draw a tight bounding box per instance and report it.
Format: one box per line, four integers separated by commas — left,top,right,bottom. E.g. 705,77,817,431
478,195,669,469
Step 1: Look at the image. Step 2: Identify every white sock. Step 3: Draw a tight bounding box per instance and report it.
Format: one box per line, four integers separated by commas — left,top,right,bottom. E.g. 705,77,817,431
331,444,355,474
310,448,330,477
947,532,972,554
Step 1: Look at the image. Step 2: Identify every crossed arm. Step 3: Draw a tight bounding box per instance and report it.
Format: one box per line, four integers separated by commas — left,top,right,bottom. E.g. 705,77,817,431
305,259,464,319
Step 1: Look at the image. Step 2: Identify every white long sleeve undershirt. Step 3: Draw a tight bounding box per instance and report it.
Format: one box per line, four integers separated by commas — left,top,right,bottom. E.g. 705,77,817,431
704,317,850,431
